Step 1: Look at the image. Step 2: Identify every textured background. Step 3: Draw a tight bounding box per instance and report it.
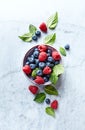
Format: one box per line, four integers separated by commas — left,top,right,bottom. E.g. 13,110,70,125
0,0,85,130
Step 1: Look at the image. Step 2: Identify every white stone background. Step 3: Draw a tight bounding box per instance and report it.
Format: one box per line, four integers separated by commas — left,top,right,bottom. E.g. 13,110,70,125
0,0,85,130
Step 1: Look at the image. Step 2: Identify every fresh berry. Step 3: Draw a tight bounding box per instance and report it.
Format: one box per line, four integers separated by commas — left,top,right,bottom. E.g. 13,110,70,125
32,35,37,41
45,98,51,104
35,31,41,37
52,51,61,61
43,77,49,82
35,59,39,66
50,63,54,68
47,56,54,63
39,62,46,69
31,55,34,58
29,85,38,94
65,44,70,50
28,57,34,63
47,49,52,54
34,76,45,84
46,75,50,78
39,52,47,62
47,53,51,57
46,62,51,67
55,60,60,65
34,48,39,51
36,70,43,76
43,66,52,74
39,22,47,33
22,65,31,75
25,61,30,65
30,64,36,69
51,100,58,109
38,45,47,52
33,51,39,58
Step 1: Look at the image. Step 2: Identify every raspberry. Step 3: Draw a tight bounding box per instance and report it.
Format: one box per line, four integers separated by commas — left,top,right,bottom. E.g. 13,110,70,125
51,100,58,109
39,52,47,62
38,45,47,52
34,76,45,84
39,22,47,33
29,85,38,94
22,65,31,75
52,51,61,61
43,66,52,74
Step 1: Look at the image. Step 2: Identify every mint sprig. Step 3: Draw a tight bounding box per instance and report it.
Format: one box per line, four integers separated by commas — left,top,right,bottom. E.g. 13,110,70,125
44,33,56,45
59,47,66,56
45,107,55,117
44,85,58,95
34,93,46,103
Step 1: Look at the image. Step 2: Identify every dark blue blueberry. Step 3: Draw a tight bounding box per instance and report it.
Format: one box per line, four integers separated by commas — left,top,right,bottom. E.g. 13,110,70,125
46,75,50,78
35,59,39,65
35,31,41,37
47,56,54,63
50,63,54,68
43,77,49,82
30,64,36,69
47,49,52,54
33,51,39,58
46,62,51,67
47,53,51,57
36,70,43,76
55,60,60,65
32,35,37,41
34,48,38,51
39,62,46,69
25,61,30,65
31,54,34,58
45,98,50,104
64,44,70,50
28,57,34,63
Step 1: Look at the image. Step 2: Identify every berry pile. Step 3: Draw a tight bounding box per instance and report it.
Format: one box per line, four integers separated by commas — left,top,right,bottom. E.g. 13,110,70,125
23,44,61,85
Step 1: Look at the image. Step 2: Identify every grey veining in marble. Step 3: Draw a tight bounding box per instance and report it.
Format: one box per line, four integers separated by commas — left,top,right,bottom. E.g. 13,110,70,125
0,22,85,130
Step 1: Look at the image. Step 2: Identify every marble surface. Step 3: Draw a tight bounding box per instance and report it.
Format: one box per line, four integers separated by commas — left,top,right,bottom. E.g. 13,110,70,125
0,21,85,130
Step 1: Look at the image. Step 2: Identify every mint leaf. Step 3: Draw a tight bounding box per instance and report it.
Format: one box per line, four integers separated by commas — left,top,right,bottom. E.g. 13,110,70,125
32,68,39,78
19,33,32,42
59,47,66,56
29,24,37,35
44,85,58,95
47,12,58,29
45,107,55,117
34,93,46,103
53,64,64,76
44,33,56,45
50,73,58,85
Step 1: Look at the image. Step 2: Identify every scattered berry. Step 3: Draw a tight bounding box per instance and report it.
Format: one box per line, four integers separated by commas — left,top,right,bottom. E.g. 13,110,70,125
29,85,38,94
35,31,41,37
43,77,49,82
65,44,70,50
22,65,31,75
43,66,52,75
39,62,46,69
45,98,51,104
52,51,61,61
38,45,47,52
36,70,43,76
39,22,47,33
32,35,37,41
39,52,47,62
30,64,36,69
51,100,58,109
34,76,45,84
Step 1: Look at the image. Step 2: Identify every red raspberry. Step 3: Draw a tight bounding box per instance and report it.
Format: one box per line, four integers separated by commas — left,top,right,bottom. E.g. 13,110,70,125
52,51,61,61
39,52,47,62
22,65,31,75
34,76,45,84
43,66,52,74
51,100,58,109
38,45,47,52
29,85,38,94
39,22,47,33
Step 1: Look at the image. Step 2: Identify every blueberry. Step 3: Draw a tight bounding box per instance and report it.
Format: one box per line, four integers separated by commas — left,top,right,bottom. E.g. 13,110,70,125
46,62,51,67
39,62,46,69
36,70,43,76
33,51,39,58
25,61,30,65
46,75,50,78
47,53,51,56
45,98,50,104
47,49,52,54
28,57,34,63
43,77,49,82
35,59,39,65
64,44,70,50
55,60,60,65
50,63,54,68
47,56,54,63
34,48,38,51
31,54,34,58
32,35,37,41
30,64,36,69
35,31,41,37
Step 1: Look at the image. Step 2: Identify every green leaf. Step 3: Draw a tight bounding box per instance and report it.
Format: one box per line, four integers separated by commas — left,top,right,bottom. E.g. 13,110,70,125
44,33,56,45
29,24,37,35
45,107,55,117
59,47,66,56
50,73,58,85
34,93,46,103
19,33,32,42
44,85,58,95
47,12,58,29
31,68,39,77
53,64,64,76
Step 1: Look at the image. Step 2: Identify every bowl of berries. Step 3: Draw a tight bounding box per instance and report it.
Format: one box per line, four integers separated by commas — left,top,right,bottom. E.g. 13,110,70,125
22,44,61,86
